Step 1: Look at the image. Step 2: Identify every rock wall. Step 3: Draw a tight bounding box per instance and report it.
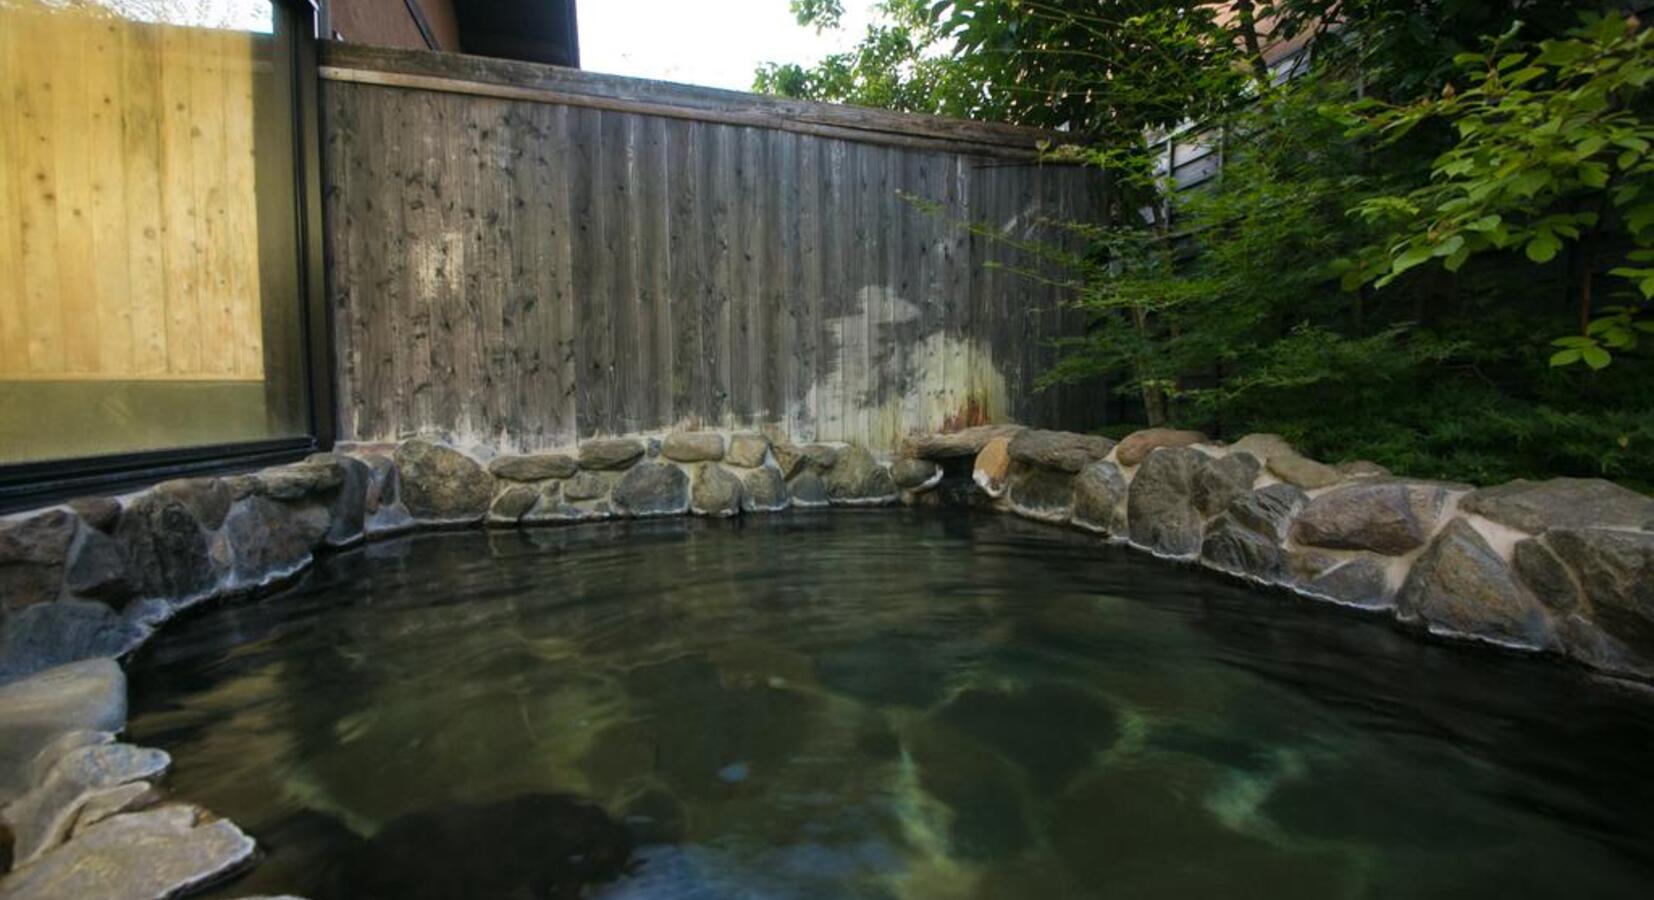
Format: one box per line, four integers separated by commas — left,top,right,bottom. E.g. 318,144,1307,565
2,424,1652,897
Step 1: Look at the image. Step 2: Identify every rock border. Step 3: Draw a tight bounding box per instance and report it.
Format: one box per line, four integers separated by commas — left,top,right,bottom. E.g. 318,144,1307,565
3,425,1651,898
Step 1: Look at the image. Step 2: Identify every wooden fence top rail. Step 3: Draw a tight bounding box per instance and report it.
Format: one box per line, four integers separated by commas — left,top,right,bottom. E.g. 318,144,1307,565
318,42,1085,161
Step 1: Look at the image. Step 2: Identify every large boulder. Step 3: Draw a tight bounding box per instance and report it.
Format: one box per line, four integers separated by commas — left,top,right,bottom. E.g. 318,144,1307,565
114,493,215,601
3,741,171,866
822,446,897,504
1191,452,1260,518
1200,483,1306,580
562,471,612,502
1115,428,1209,467
973,436,1013,498
65,498,120,534
0,804,255,900
612,462,690,517
1072,462,1128,534
488,453,579,482
1232,434,1341,489
691,464,743,517
1460,478,1654,533
577,438,646,471
1006,430,1116,474
0,511,77,610
488,484,540,523
1007,467,1074,523
725,433,771,468
0,602,152,687
393,440,493,523
1294,553,1393,609
1126,447,1212,558
63,528,131,603
662,432,725,463
1396,519,1555,650
769,444,810,479
1291,479,1455,556
891,458,942,492
305,453,370,547
741,467,789,513
0,658,125,801
152,479,233,532
901,425,1024,461
1544,526,1654,661
221,496,330,584
787,470,829,507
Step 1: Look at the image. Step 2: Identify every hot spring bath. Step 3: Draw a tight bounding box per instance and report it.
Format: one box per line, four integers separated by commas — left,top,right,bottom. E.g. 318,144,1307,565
126,510,1654,899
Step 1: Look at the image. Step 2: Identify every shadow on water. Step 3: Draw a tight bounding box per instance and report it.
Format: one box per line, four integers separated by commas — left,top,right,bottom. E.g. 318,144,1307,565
125,509,1654,900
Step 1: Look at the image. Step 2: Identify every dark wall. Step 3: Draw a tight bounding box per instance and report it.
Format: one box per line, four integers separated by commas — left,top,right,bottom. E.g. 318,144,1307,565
320,47,1107,451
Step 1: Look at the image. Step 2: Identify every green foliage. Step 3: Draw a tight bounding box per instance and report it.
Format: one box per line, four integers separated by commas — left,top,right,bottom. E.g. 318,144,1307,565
1341,12,1654,366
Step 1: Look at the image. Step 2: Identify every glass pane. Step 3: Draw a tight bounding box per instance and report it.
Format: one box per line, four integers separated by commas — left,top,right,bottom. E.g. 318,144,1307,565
0,0,307,464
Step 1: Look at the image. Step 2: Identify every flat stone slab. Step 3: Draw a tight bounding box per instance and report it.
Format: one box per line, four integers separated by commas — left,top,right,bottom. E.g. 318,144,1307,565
0,805,254,900
1461,477,1654,534
901,425,1024,460
0,659,125,804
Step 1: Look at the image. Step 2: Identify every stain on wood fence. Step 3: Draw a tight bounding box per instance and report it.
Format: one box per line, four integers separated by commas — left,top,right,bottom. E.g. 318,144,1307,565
322,44,1107,451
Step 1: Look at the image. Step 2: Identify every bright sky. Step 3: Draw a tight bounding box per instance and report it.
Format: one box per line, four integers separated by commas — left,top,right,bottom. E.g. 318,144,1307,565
579,0,881,92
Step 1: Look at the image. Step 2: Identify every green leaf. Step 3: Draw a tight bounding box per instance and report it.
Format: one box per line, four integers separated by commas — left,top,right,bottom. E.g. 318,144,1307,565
1582,346,1612,369
1550,348,1583,367
1525,234,1561,263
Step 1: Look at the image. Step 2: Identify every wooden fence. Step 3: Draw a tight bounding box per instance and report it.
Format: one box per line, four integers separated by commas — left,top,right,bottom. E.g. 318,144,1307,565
321,44,1108,451
0,2,267,382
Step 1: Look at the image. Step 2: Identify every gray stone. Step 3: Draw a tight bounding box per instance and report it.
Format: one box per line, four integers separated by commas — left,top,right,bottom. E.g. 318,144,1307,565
0,659,124,803
1008,466,1075,523
153,478,233,531
0,804,255,900
488,453,579,482
562,471,611,502
1267,453,1343,490
393,440,493,522
1300,555,1393,608
770,444,809,478
63,528,130,603
1072,462,1128,534
0,604,150,686
1126,447,1210,558
891,458,941,492
741,467,789,513
1115,428,1209,467
1199,484,1306,581
521,484,596,525
577,438,646,471
3,742,171,865
662,432,725,463
787,470,829,507
1191,452,1260,518
612,462,691,517
1513,538,1582,613
800,444,842,471
65,498,120,534
0,511,76,611
305,453,370,547
253,462,342,503
1006,429,1116,474
222,496,329,585
1335,460,1390,479
900,425,1024,460
1397,519,1555,649
725,433,771,468
691,464,743,517
1545,526,1654,658
489,485,539,522
822,446,897,504
361,454,400,513
66,780,159,838
1291,479,1453,556
1461,478,1654,534
114,493,213,600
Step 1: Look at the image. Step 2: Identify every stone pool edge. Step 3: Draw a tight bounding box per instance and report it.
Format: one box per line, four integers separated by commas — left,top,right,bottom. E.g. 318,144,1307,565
2,425,1652,898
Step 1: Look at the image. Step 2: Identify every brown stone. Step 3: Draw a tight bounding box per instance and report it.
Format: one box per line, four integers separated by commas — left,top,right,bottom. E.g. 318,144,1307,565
0,511,76,610
577,438,646,470
1115,428,1209,467
662,432,726,463
900,425,1024,460
488,454,579,482
1397,518,1555,649
1291,479,1454,556
973,436,1012,497
1006,429,1116,473
725,433,771,468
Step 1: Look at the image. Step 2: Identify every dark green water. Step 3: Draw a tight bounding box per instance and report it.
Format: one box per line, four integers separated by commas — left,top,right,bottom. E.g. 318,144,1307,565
128,510,1654,900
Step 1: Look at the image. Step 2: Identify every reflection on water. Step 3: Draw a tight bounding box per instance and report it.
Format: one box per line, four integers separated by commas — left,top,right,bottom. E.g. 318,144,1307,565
126,510,1654,899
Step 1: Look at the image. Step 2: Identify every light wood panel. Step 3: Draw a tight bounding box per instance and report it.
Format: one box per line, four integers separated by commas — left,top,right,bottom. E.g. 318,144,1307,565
0,3,265,381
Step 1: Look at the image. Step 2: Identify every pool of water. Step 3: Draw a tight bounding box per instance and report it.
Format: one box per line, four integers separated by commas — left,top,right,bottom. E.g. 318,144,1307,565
128,509,1654,900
